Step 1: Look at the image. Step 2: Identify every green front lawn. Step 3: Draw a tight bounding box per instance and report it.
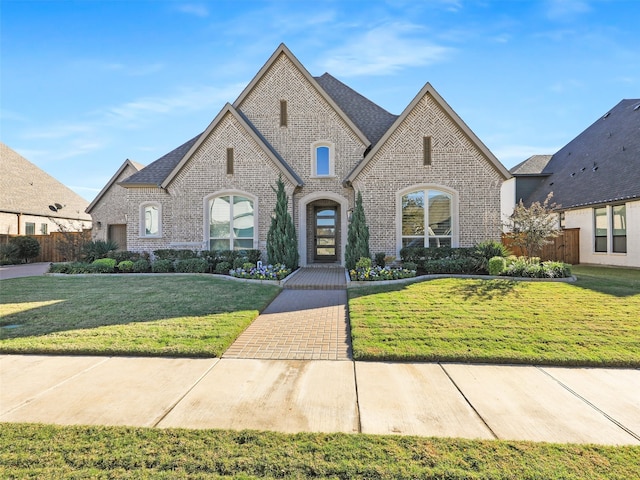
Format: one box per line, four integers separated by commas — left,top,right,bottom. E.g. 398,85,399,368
1,424,638,480
0,276,280,357
348,265,640,366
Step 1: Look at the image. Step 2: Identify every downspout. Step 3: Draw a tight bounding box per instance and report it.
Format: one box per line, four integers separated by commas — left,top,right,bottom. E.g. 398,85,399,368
17,213,21,235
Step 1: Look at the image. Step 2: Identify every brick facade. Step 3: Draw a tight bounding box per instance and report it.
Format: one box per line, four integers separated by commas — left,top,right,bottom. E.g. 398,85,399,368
88,45,508,264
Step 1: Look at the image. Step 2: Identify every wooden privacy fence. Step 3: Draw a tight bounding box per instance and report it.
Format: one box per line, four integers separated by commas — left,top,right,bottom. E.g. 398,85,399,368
502,228,580,265
0,230,91,263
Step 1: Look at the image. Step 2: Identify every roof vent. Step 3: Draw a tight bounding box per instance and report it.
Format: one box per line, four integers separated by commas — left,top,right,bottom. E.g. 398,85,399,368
603,112,611,118
549,182,554,186
580,167,586,172
633,103,640,111
592,166,598,172
570,172,575,177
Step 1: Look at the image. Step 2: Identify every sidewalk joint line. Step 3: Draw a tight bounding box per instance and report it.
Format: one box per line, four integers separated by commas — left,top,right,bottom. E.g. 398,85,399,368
438,363,499,440
536,366,640,442
151,358,220,428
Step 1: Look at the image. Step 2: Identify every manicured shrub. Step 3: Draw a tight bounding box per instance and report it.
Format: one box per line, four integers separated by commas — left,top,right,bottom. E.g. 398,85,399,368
117,260,134,272
9,236,41,263
230,263,291,280
243,249,261,265
82,240,118,263
403,261,418,271
49,262,72,274
215,261,232,274
266,177,299,270
345,191,370,271
243,262,256,271
132,258,151,273
111,251,145,263
488,256,507,276
152,259,174,273
216,250,237,264
0,243,19,265
542,261,572,278
175,258,208,273
374,252,386,267
153,249,197,261
474,240,509,273
356,257,372,269
349,265,416,281
232,257,245,269
91,258,116,273
421,257,476,274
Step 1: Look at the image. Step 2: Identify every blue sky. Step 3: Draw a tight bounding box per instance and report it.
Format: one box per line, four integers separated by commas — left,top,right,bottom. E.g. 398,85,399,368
2,0,639,201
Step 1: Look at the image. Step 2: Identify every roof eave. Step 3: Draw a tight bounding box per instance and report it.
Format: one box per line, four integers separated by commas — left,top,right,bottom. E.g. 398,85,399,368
86,159,142,213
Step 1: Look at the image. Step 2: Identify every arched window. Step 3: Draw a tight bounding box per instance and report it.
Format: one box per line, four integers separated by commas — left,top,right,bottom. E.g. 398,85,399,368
140,202,161,237
312,142,334,177
401,189,453,248
209,195,255,250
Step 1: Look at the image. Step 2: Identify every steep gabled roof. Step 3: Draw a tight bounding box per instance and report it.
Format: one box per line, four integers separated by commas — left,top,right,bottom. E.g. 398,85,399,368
233,43,371,147
525,99,640,209
0,142,91,221
510,155,553,175
314,73,397,147
86,159,144,213
120,134,201,187
345,82,511,183
139,103,302,189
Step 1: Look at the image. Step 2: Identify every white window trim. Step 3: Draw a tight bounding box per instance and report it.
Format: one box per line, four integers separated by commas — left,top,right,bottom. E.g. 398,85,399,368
139,202,162,238
396,184,459,256
593,204,627,255
203,190,259,251
310,141,336,178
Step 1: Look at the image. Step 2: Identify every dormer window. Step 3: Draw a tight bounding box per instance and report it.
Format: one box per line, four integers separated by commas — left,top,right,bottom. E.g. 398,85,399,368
312,142,334,177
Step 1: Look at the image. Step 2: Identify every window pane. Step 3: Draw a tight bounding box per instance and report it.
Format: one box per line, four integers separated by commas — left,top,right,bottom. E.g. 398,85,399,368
25,222,35,235
595,236,607,253
402,191,424,236
233,196,254,239
594,207,607,236
428,191,451,236
316,146,330,175
145,206,158,236
402,237,424,248
613,236,627,254
612,205,626,236
317,227,335,236
210,239,230,251
317,237,335,246
429,237,452,248
317,248,335,256
210,196,230,238
234,239,253,250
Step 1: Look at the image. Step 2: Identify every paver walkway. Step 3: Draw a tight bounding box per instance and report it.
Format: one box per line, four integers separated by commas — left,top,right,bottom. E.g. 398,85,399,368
223,267,351,360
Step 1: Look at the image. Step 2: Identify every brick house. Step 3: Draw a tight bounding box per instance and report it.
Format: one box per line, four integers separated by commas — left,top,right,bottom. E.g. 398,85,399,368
87,44,510,265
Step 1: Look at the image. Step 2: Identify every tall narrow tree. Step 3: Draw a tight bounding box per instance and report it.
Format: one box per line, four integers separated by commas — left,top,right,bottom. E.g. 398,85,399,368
345,190,370,270
266,177,298,269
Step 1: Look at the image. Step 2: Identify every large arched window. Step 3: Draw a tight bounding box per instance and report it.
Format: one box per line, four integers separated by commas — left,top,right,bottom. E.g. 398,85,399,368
209,195,254,250
401,189,453,248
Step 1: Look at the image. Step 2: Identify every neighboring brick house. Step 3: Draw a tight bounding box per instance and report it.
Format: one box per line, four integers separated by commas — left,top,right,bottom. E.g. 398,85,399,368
87,44,510,265
1,142,91,235
504,99,640,267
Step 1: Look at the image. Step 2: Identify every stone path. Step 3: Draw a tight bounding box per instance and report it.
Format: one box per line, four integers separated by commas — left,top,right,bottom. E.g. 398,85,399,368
224,267,350,360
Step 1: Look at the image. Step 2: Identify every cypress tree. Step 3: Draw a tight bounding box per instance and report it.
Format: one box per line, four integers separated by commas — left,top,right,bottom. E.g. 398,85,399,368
345,190,370,270
266,177,299,269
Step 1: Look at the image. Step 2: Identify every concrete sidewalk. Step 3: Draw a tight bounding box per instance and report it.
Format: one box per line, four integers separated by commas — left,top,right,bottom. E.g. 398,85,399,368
1,354,638,445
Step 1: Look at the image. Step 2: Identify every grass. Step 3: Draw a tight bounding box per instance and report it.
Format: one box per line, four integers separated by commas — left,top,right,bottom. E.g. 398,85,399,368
348,265,640,366
0,275,280,357
1,423,638,479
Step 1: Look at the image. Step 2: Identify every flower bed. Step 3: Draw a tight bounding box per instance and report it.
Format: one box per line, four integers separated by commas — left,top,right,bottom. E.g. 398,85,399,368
349,265,417,282
229,263,291,281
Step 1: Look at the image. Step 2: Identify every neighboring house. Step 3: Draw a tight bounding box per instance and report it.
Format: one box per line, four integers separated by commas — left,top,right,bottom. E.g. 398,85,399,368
504,99,640,267
0,142,92,235
88,44,511,265
86,159,144,249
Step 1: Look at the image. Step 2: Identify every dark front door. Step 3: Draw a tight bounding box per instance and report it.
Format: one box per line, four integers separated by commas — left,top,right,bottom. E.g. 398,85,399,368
314,207,337,262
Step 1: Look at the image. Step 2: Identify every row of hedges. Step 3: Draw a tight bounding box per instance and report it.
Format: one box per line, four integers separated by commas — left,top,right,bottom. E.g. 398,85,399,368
490,256,572,278
49,248,264,275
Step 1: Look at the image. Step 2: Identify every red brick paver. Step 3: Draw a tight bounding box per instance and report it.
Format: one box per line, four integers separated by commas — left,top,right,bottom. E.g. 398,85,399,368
224,268,351,360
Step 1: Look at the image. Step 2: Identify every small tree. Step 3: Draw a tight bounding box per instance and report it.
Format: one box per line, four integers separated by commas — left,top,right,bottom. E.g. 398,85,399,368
504,192,559,258
9,236,41,263
49,218,90,261
266,177,298,269
345,191,370,270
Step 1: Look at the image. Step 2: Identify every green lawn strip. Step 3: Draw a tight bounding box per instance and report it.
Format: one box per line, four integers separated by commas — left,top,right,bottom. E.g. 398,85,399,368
0,276,280,357
1,424,638,480
348,267,640,366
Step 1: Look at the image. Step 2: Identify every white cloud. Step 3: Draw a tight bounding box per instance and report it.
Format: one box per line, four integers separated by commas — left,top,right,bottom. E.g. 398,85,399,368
319,22,453,77
175,3,209,17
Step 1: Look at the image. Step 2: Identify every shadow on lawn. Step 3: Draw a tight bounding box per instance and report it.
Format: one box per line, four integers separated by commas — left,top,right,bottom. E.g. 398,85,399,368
453,279,519,300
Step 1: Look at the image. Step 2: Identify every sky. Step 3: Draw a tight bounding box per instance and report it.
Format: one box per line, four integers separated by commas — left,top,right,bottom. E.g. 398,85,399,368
2,0,639,202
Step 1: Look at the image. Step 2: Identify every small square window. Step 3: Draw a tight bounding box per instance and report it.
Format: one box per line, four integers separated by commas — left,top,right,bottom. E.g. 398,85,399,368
40,223,48,234
25,222,35,235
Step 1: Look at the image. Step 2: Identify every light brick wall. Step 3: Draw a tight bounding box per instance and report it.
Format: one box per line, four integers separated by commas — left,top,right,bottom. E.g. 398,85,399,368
89,164,140,246
236,53,365,231
353,93,504,257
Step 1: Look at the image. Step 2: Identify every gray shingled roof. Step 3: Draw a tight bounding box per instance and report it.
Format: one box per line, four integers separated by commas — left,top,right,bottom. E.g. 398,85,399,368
314,73,398,147
525,99,640,209
120,134,201,186
510,155,553,175
0,142,91,221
